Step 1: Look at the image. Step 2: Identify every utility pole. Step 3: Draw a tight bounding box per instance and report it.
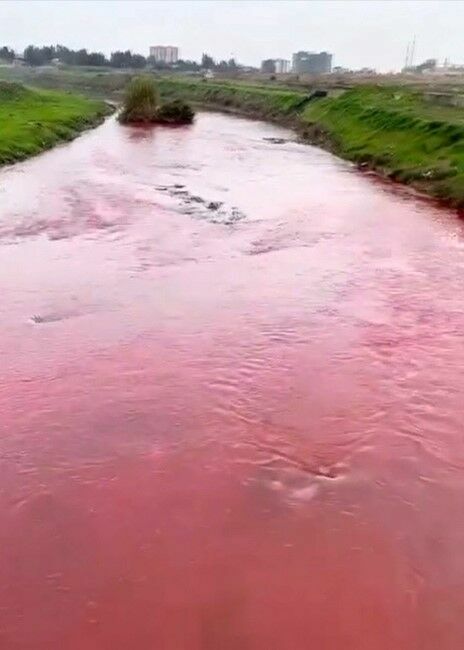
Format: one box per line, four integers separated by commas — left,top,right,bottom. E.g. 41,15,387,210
404,42,410,70
409,35,416,68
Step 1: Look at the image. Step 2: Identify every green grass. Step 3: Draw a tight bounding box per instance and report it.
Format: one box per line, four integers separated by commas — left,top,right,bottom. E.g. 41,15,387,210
2,67,464,206
303,86,464,206
0,66,132,99
158,80,464,205
0,80,111,165
156,78,308,121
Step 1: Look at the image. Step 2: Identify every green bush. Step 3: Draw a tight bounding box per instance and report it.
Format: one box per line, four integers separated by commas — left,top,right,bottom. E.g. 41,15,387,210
0,81,30,101
156,99,194,124
119,77,194,124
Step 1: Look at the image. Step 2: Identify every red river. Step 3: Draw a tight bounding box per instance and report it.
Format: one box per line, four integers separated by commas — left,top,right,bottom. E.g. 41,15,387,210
1,113,464,649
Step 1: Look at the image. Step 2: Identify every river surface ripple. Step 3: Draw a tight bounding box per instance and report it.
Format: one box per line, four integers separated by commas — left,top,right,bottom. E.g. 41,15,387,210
1,113,464,649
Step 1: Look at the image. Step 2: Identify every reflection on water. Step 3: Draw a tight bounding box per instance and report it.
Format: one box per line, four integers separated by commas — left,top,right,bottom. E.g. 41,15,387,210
1,113,464,649
125,125,159,142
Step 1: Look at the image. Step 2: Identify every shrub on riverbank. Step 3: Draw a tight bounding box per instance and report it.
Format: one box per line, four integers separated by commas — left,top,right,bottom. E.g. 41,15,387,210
118,76,159,123
0,81,111,165
156,99,194,124
119,76,194,124
0,80,30,101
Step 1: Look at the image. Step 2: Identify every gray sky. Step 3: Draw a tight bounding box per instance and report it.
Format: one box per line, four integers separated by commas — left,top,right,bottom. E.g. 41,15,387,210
0,0,463,71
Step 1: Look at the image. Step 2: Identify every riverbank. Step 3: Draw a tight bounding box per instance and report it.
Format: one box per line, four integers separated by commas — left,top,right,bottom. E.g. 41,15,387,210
1,67,464,207
156,79,464,208
0,81,111,165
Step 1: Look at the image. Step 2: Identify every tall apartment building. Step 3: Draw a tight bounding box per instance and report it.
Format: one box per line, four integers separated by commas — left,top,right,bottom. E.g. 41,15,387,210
292,51,332,74
149,46,179,64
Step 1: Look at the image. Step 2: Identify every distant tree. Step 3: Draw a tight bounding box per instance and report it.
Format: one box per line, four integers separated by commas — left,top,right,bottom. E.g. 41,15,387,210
175,59,200,72
74,49,90,66
110,50,129,68
0,46,15,62
41,46,55,62
24,45,55,66
55,44,73,64
201,53,215,69
146,56,168,70
86,51,108,67
19,43,145,69
110,50,145,69
131,54,147,69
54,45,108,67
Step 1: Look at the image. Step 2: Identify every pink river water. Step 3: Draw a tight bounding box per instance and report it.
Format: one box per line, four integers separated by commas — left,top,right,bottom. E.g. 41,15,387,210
1,113,464,649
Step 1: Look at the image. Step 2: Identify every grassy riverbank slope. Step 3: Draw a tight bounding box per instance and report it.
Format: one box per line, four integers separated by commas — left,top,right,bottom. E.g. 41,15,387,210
157,78,309,122
303,87,464,207
2,66,463,206
0,81,110,165
157,79,464,207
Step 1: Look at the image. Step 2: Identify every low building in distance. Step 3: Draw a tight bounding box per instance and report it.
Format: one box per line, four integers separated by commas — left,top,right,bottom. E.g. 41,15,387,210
149,46,179,65
292,51,332,74
261,58,276,73
261,58,290,74
274,59,290,74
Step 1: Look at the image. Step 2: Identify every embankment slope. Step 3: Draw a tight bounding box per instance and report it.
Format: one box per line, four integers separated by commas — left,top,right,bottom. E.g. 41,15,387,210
2,68,463,207
0,81,111,165
157,79,464,208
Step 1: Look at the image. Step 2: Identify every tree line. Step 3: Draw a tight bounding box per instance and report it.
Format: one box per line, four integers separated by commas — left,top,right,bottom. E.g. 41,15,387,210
200,53,238,71
0,46,15,62
0,44,240,72
22,45,148,68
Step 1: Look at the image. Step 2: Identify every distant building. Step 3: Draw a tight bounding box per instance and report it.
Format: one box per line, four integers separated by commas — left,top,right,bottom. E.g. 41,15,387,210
356,67,377,75
274,59,290,74
421,62,464,76
261,58,290,74
292,51,332,74
149,46,179,64
403,58,437,74
261,59,276,73
333,66,351,74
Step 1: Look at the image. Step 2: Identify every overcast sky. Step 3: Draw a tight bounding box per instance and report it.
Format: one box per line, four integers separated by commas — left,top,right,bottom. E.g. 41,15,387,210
0,0,462,72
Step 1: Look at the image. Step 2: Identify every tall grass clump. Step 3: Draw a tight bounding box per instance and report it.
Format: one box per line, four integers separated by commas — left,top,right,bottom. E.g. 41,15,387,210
119,76,159,123
119,76,194,125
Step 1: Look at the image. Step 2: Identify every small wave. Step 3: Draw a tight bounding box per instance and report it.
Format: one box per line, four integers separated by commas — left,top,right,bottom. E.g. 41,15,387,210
30,310,82,324
156,184,246,225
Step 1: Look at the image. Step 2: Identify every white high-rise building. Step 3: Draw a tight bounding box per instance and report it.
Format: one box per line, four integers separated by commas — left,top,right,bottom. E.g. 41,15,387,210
274,59,290,74
149,46,179,64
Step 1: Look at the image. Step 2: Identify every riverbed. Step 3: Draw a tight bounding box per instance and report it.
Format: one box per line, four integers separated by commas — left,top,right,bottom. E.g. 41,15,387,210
1,113,464,649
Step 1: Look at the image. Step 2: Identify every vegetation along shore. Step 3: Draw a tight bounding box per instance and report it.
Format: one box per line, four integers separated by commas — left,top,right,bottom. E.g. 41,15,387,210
1,65,464,208
0,80,111,166
157,79,464,208
118,76,194,125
